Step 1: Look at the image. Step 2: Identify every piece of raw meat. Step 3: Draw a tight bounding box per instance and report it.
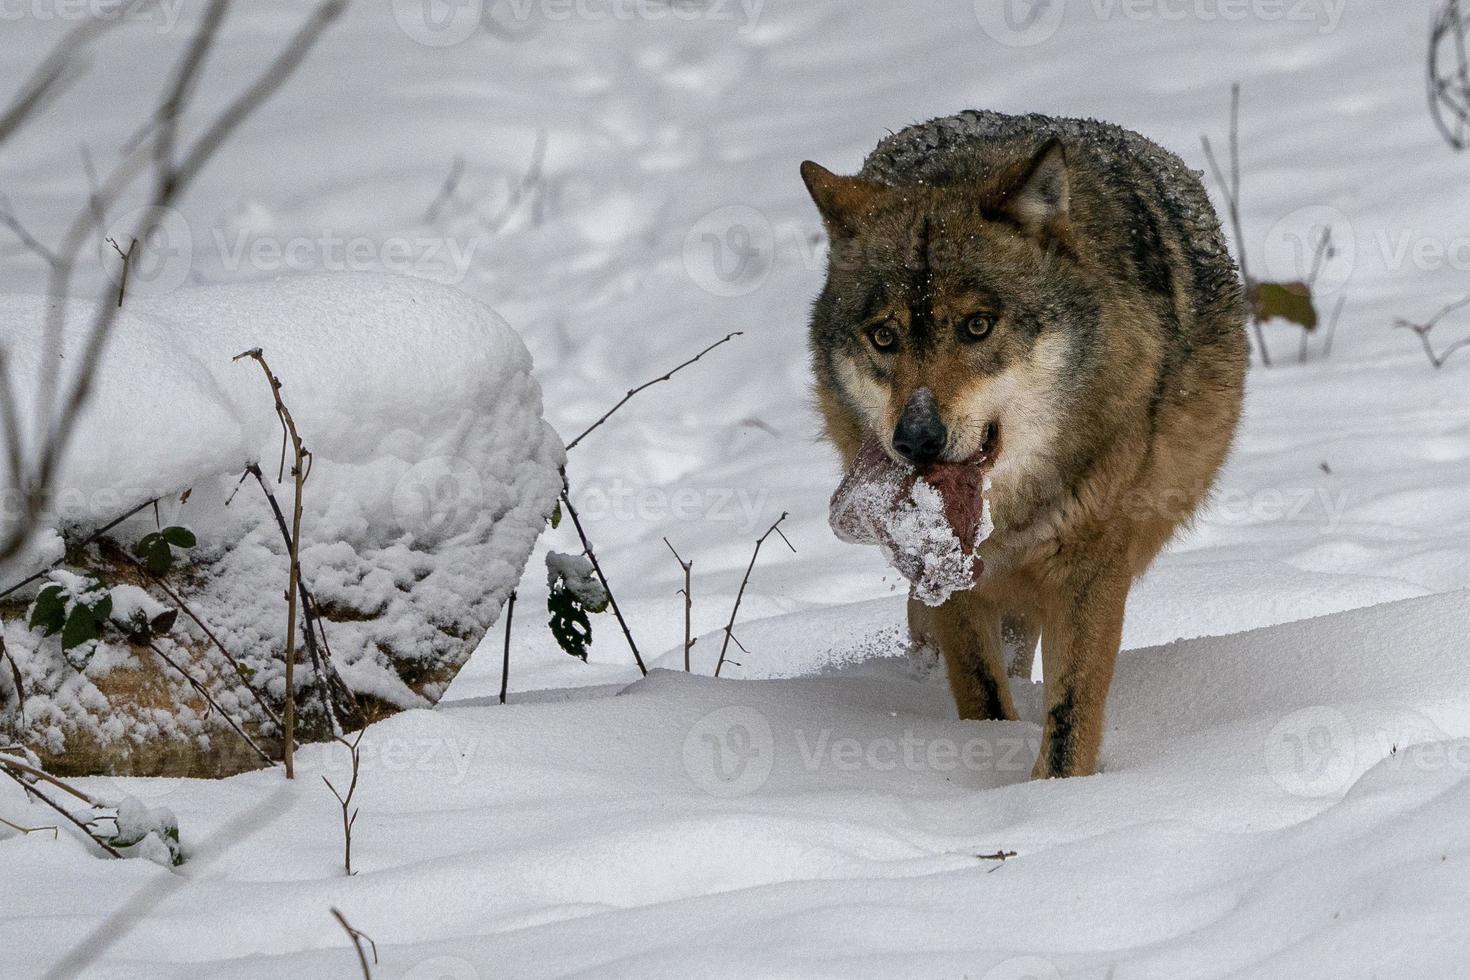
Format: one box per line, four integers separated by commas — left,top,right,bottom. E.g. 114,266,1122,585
829,437,993,606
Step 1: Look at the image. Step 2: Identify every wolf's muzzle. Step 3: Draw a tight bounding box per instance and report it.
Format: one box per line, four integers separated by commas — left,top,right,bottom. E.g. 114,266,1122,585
892,387,947,468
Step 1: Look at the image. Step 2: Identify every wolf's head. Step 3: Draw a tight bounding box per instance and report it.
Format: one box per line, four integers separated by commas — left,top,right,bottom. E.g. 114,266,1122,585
803,141,1103,514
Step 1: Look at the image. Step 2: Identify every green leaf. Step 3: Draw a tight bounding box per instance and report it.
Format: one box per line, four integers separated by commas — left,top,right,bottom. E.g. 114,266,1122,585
29,585,66,636
150,607,179,635
161,526,196,549
144,537,174,576
550,500,562,530
547,583,593,661
61,607,101,652
236,663,257,681
134,533,159,558
1251,280,1318,331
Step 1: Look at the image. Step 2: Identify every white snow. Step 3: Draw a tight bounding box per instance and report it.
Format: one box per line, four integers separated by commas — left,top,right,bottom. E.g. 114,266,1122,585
4,1,1470,977
1,274,563,752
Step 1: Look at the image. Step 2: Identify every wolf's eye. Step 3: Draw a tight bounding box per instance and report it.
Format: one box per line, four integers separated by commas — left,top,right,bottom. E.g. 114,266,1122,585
960,313,996,342
867,324,898,351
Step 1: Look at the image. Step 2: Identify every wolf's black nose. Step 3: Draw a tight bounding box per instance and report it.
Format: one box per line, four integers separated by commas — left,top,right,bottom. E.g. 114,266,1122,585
892,389,947,467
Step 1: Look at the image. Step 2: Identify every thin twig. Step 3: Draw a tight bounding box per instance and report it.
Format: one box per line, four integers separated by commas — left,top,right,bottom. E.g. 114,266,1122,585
0,194,61,268
0,752,97,804
144,639,276,768
120,549,283,731
0,764,122,858
0,494,161,601
1429,1,1470,150
663,538,693,672
330,908,378,980
564,332,743,451
423,154,466,224
1,637,27,728
0,814,57,838
715,513,794,678
977,849,1018,861
1322,294,1346,360
558,471,646,675
0,0,348,568
104,236,136,308
242,463,356,732
476,129,548,236
322,728,364,877
499,591,516,705
1201,83,1270,367
0,3,150,146
1394,295,1470,368
235,350,311,776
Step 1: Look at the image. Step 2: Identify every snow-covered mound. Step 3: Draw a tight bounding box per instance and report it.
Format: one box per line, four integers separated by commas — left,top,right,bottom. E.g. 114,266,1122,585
1,275,562,772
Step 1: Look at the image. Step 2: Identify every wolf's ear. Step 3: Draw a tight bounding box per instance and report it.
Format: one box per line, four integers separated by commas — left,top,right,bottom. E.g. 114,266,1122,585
998,139,1070,238
801,161,886,240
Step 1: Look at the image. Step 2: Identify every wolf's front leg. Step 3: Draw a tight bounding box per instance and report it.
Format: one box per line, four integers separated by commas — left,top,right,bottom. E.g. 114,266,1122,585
933,592,1018,722
1033,565,1129,778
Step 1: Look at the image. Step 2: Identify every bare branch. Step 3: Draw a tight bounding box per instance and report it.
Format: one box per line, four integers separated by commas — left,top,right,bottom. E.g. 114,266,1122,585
0,814,57,839
557,470,646,675
715,513,794,678
235,350,314,777
0,762,122,858
0,195,61,268
1394,294,1470,368
664,538,693,672
1201,82,1270,367
322,728,364,876
0,2,149,145
0,0,348,568
241,462,357,733
143,638,276,768
1429,1,1470,150
331,908,378,980
0,494,161,601
565,331,743,451
499,590,516,705
423,154,466,224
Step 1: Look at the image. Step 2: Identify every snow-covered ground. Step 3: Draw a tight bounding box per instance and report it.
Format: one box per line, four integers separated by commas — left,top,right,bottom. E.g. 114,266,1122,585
4,1,1470,977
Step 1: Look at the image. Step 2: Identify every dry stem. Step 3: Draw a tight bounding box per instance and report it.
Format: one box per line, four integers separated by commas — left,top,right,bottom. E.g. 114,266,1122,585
715,513,794,678
664,538,693,672
234,349,312,777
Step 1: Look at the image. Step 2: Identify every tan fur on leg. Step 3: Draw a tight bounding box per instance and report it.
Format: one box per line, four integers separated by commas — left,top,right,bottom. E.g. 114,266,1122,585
933,593,1019,722
1033,562,1129,778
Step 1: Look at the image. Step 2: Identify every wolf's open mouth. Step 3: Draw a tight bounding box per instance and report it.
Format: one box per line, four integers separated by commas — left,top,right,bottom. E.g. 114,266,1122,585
922,420,999,477
972,420,1000,469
